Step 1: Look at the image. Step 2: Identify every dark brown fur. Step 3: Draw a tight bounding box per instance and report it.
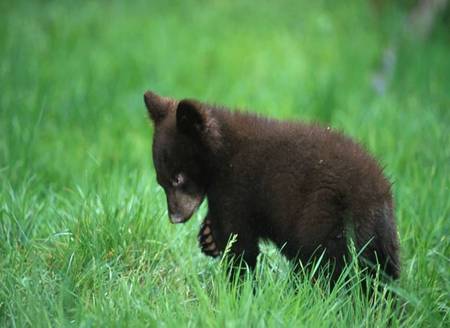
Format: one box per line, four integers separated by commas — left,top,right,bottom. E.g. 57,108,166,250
144,91,401,282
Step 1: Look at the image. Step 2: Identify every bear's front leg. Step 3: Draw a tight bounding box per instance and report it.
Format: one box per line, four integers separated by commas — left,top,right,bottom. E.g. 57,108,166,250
198,216,221,258
198,213,259,278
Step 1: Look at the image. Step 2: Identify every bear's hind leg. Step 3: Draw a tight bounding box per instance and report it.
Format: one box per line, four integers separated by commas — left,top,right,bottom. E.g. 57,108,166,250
352,203,400,280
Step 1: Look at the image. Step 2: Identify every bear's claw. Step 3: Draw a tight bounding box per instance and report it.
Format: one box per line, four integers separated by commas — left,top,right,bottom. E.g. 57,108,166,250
198,219,221,257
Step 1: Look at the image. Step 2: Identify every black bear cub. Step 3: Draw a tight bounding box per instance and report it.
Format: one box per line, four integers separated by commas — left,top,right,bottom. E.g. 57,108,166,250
144,90,400,282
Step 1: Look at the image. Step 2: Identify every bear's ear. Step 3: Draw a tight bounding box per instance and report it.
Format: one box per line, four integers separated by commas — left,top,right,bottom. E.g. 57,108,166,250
176,99,222,151
144,91,170,124
176,100,204,136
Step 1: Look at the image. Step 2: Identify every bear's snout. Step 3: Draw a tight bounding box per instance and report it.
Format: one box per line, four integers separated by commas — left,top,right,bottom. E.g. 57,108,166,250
166,190,204,224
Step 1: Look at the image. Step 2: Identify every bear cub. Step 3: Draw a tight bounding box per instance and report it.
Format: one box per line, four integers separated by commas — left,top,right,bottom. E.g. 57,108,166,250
144,90,400,282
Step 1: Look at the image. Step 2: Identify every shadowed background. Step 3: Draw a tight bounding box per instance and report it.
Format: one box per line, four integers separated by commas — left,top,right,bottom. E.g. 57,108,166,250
0,0,449,326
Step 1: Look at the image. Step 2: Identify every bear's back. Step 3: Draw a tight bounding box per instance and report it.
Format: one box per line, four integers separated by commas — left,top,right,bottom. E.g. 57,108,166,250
214,110,391,221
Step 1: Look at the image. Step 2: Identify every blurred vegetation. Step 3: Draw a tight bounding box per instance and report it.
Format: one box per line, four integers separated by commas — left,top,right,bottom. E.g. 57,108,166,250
0,0,449,327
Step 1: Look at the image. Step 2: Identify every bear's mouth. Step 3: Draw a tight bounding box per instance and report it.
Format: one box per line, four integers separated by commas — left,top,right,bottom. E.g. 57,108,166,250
169,213,191,224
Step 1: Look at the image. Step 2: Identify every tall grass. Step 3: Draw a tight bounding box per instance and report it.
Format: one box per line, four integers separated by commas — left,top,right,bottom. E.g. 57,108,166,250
1,0,449,326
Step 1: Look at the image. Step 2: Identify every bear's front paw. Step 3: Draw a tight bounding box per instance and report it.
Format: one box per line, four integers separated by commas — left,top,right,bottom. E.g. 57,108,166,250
198,219,221,258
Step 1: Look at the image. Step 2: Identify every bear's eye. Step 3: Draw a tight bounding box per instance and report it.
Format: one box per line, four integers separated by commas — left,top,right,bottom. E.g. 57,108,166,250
172,173,185,187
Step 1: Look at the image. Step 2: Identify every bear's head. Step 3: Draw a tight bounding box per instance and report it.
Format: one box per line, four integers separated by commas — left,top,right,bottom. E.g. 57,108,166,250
144,91,222,223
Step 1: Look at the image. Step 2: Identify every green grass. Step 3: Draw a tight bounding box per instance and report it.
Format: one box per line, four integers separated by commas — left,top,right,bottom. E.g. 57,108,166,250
1,0,449,326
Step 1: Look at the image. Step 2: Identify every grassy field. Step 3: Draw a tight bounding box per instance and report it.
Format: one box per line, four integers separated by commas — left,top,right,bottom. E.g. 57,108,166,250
1,0,449,326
